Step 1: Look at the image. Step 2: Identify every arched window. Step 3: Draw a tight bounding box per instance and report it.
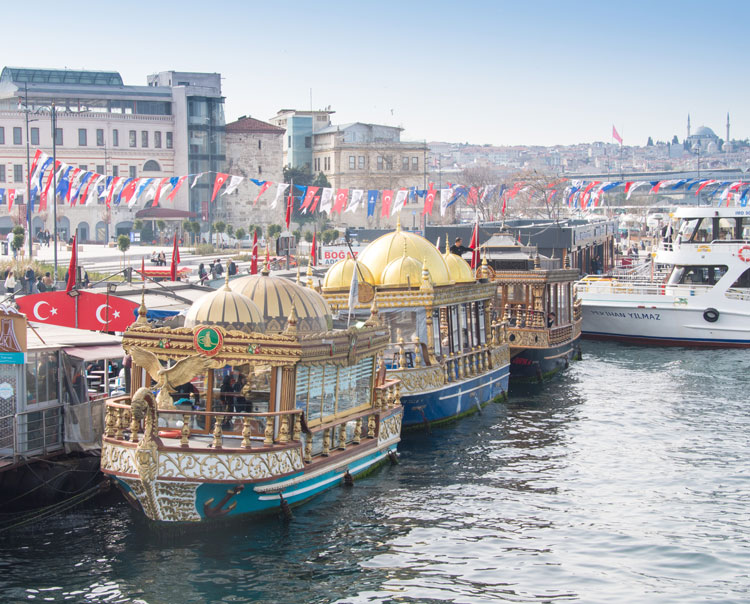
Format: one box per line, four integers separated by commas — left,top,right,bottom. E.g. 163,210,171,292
142,160,161,172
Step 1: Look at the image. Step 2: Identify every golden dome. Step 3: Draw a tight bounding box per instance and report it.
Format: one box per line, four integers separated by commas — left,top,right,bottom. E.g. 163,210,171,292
443,250,475,283
229,274,332,333
322,258,375,291
356,222,451,286
381,253,423,287
184,283,265,333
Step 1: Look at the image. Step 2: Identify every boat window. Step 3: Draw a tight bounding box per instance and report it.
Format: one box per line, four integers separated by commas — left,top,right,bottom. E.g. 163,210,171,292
25,351,60,407
432,309,442,357
668,265,728,285
460,304,469,350
337,366,353,414
306,366,323,422
321,366,336,418
451,306,461,353
729,267,750,289
295,365,309,412
477,301,486,345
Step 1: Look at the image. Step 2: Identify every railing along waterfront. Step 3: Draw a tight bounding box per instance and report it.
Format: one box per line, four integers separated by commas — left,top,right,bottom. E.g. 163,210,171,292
103,379,401,461
575,280,716,298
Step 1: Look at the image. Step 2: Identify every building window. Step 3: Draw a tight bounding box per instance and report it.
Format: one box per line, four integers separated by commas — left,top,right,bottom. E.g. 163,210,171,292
55,128,63,145
112,129,119,147
314,158,320,172
412,157,419,171
13,127,22,145
78,129,87,146
154,131,162,148
358,156,365,170
79,165,87,171
129,130,136,147
402,157,409,171
288,135,291,146
142,160,161,172
304,136,311,148
258,165,262,175
0,127,4,144
31,127,39,146
385,157,393,170
0,166,4,181
112,165,119,177
258,139,262,150
14,165,23,182
166,132,173,149
141,131,148,147
377,156,384,170
324,157,330,171
349,155,356,170
96,165,104,175
129,166,136,178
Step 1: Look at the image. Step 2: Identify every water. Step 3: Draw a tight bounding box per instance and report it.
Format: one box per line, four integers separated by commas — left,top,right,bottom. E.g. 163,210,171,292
1,342,749,603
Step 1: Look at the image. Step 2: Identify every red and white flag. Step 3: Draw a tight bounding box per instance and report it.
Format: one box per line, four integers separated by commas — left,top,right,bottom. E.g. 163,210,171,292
332,188,349,213
250,230,258,275
469,217,480,270
152,177,171,206
166,176,187,202
612,125,623,145
422,184,436,216
7,189,16,211
210,173,229,202
381,190,394,217
170,233,181,281
300,186,320,213
254,181,272,205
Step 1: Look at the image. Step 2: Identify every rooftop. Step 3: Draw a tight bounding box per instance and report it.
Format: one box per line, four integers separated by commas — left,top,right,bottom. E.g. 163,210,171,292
1,67,123,86
226,115,285,134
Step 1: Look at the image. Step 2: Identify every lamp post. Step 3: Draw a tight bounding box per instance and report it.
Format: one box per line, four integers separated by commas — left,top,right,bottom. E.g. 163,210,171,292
51,102,58,278
23,83,32,259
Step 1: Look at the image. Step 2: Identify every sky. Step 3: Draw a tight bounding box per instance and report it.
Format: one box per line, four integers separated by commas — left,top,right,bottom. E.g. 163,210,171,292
2,1,748,147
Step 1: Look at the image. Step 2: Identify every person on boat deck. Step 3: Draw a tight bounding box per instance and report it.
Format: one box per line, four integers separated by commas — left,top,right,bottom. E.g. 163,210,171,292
233,373,249,413
173,380,200,408
450,237,473,256
219,374,236,429
547,312,556,328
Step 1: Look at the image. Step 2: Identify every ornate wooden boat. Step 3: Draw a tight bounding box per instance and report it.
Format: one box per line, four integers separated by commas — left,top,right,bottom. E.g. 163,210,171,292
320,222,510,429
100,265,402,524
482,232,582,381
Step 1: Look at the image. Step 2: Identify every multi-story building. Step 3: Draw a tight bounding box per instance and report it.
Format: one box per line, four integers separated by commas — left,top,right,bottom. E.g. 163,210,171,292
268,108,334,172
312,122,428,228
0,67,224,242
222,115,284,227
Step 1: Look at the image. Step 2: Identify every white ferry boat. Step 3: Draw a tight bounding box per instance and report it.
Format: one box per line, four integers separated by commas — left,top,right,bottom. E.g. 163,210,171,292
576,207,750,347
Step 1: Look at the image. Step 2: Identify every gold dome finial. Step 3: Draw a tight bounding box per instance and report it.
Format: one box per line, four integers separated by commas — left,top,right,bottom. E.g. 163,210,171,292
445,233,449,254
306,261,314,288
366,294,380,325
224,261,232,290
284,297,298,334
262,247,270,276
295,262,301,284
420,257,433,292
534,253,541,269
396,215,401,232
136,285,148,324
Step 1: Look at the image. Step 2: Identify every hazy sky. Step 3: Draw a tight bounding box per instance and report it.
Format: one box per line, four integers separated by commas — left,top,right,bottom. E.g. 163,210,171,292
2,1,747,147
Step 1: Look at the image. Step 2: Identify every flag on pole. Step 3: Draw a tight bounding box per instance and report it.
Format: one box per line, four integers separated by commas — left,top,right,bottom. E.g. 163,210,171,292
285,189,293,229
311,230,317,267
469,217,480,270
347,260,359,327
391,188,408,216
612,125,623,145
65,233,77,292
210,173,229,202
250,230,258,275
7,189,15,211
170,233,180,281
141,256,145,281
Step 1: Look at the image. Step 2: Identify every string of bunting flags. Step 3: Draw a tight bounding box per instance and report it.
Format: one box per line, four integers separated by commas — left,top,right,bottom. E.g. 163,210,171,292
6,148,750,219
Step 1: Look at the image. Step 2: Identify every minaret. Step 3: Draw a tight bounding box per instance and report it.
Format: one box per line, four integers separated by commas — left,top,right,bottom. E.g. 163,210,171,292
687,113,691,139
726,112,730,143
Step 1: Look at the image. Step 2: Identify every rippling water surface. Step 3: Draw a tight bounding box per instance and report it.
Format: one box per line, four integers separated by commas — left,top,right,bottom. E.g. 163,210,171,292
1,342,749,603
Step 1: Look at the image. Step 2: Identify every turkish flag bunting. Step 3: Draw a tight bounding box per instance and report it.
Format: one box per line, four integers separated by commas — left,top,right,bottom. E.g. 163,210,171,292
250,230,258,275
166,176,187,202
211,173,229,202
120,179,140,206
422,184,436,216
300,186,320,213
467,187,478,206
153,178,171,207
381,190,393,217
332,188,349,213
254,181,273,205
170,233,180,281
17,291,139,332
66,168,81,203
7,189,15,211
29,149,41,180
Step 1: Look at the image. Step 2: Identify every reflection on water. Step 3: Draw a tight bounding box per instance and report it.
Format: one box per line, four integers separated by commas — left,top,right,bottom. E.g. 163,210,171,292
1,342,748,603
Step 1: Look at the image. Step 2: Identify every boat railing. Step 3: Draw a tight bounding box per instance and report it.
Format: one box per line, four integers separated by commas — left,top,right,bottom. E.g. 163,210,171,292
576,280,714,298
659,239,750,253
103,379,402,459
502,305,550,329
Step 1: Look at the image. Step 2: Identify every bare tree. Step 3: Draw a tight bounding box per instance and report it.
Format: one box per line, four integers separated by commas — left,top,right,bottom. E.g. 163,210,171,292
459,166,504,221
504,170,568,221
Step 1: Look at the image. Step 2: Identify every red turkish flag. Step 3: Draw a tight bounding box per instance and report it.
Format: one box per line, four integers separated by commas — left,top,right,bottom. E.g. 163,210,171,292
7,189,15,211
170,233,180,281
467,186,478,206
211,173,229,202
469,220,480,269
166,176,187,203
300,186,320,213
422,184,436,216
332,188,349,213
381,190,393,217
253,181,272,205
120,178,140,205
250,230,258,275
17,291,139,332
152,177,171,207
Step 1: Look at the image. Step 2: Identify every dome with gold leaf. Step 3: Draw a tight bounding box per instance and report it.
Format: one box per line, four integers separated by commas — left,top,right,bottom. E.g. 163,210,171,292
380,247,424,287
184,280,265,333
322,257,375,291
229,267,332,333
355,221,451,286
443,246,475,283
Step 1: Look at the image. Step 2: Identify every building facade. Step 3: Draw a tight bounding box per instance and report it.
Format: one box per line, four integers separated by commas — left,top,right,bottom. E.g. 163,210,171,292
0,67,224,241
268,108,334,172
221,115,284,227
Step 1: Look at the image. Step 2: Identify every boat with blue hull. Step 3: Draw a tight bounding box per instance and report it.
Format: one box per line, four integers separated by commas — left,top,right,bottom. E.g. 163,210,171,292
101,264,403,525
321,222,511,429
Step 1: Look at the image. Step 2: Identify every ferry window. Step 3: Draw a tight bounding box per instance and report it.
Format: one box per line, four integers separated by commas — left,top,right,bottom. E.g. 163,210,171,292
728,268,750,289
451,306,461,353
321,367,336,418
353,357,373,409
306,366,323,423
477,302,486,345
432,309,442,356
295,365,309,413
25,351,60,406
669,265,728,285
460,304,469,350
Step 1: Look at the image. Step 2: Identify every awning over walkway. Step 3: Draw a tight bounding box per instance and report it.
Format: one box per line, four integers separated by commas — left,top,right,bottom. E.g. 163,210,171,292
134,207,197,220
64,344,125,362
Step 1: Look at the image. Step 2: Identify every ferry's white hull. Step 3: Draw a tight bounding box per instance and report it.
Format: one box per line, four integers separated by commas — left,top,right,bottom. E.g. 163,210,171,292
580,295,750,347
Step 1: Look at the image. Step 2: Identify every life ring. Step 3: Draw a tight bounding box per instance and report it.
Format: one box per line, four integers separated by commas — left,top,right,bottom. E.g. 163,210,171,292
703,308,719,323
738,245,750,263
158,429,182,439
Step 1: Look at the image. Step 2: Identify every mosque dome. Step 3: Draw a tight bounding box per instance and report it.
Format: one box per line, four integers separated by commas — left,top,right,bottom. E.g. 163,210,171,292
443,250,475,283
693,126,717,138
356,222,452,286
229,269,332,333
184,281,265,333
322,257,375,291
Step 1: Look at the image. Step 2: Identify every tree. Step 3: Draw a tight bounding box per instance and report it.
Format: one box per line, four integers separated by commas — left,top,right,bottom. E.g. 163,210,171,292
268,224,282,239
235,228,246,243
189,221,202,245
133,219,144,231
10,226,24,257
282,165,313,187
303,230,313,243
226,224,234,238
459,165,504,222
182,219,192,245
647,136,654,146
292,229,301,240
156,219,166,245
117,234,131,268
504,170,569,221
312,172,331,188
213,221,226,246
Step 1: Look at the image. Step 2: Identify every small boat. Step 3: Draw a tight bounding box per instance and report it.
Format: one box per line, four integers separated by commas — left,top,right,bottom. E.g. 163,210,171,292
481,232,583,381
576,206,750,347
320,222,510,429
100,264,402,524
